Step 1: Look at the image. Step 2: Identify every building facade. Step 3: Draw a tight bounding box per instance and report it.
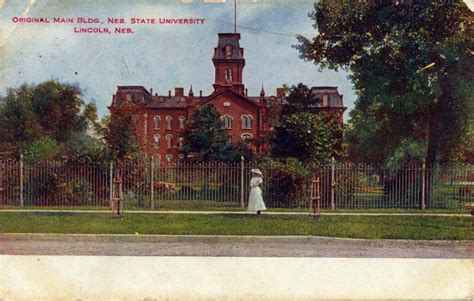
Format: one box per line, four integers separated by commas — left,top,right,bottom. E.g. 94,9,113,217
108,33,346,162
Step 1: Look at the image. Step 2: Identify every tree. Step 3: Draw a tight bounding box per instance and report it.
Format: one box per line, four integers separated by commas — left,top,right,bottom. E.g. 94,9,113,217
0,81,104,161
296,0,473,166
280,83,319,117
103,112,140,161
269,84,342,165
180,104,248,162
271,112,340,166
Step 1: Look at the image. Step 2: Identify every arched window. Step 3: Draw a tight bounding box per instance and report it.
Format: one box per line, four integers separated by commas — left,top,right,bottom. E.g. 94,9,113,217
166,134,173,149
225,69,233,81
179,116,185,129
224,45,233,57
241,133,253,144
166,154,173,162
166,116,173,130
222,115,233,129
154,116,161,129
179,137,183,148
154,135,160,149
241,115,253,129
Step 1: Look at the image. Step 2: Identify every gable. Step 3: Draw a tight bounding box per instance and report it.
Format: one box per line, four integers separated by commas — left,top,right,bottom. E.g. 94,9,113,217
198,89,258,114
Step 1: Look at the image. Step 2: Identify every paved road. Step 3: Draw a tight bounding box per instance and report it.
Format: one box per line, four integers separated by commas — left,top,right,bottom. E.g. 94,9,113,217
1,234,472,258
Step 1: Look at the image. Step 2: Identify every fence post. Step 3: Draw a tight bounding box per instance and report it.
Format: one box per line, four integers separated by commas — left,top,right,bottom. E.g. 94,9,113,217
150,156,155,210
109,161,113,204
330,158,335,210
240,156,245,209
421,161,426,210
19,154,24,207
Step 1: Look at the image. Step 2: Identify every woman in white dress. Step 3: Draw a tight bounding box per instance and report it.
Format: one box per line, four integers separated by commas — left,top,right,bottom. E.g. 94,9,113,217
247,169,266,215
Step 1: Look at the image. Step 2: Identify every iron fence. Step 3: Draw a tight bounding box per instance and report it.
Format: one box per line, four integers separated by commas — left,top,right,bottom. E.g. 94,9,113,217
0,159,473,210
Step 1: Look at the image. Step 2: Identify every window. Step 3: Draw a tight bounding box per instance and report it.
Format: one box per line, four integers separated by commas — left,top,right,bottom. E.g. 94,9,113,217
227,137,232,145
322,94,329,107
179,137,183,148
241,115,253,129
241,133,253,142
222,115,233,129
154,116,161,129
225,69,233,82
224,45,233,57
166,154,173,162
179,116,185,130
154,135,160,149
166,134,173,149
166,116,172,130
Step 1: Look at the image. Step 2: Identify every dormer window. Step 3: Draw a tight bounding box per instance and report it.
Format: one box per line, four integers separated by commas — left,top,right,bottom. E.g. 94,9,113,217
322,94,329,107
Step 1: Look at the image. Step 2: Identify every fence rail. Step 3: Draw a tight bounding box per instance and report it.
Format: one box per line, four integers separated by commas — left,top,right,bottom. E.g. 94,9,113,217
0,159,473,210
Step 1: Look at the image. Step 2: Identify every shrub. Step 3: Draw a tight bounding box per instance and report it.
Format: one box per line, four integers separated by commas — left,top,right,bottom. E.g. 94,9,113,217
263,158,311,208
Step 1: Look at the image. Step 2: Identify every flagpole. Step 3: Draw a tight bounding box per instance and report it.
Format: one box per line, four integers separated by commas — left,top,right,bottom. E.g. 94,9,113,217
234,0,237,33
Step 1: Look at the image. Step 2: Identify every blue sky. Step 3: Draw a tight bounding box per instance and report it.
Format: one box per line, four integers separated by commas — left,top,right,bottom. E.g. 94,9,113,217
0,0,356,120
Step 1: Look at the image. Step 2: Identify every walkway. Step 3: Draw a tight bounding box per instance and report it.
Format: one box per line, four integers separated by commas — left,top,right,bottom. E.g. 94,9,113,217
0,233,472,258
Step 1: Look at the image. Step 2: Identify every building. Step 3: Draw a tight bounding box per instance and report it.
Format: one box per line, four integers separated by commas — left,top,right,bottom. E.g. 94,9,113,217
108,33,346,162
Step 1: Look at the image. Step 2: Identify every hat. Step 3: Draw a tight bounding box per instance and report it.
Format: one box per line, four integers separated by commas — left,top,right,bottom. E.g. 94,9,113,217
251,169,262,175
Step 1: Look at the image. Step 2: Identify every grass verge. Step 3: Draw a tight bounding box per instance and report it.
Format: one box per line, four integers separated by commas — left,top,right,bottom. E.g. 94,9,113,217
0,212,471,240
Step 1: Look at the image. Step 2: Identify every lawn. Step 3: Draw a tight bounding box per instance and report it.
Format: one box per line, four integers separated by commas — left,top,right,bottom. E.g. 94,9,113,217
0,212,471,240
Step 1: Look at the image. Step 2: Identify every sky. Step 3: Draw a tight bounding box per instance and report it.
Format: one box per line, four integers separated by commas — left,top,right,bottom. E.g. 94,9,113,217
0,0,356,120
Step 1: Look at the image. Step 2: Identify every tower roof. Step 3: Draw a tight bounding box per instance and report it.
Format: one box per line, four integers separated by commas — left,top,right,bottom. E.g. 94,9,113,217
213,33,244,60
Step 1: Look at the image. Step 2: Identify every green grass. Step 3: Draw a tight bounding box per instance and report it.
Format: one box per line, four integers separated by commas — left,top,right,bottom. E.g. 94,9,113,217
0,212,471,240
0,202,470,214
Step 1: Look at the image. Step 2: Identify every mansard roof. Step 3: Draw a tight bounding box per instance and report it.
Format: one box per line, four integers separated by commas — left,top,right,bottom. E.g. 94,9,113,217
212,33,244,61
148,95,188,109
310,86,345,108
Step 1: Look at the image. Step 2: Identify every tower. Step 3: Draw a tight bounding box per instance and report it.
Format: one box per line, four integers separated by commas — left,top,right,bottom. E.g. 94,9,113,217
212,33,245,95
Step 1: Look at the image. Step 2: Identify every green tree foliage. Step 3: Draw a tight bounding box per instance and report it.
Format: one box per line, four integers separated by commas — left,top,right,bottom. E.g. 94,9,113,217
0,81,105,162
180,104,252,162
280,83,319,117
103,112,140,161
271,112,340,165
296,0,473,166
269,84,342,165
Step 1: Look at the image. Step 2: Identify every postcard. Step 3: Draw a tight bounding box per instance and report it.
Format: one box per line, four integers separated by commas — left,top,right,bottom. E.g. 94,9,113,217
0,0,472,300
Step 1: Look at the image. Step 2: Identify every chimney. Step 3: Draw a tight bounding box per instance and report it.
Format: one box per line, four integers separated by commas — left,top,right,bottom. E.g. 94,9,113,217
276,87,284,98
168,90,171,97
175,87,184,97
150,88,153,95
199,90,203,98
245,88,248,96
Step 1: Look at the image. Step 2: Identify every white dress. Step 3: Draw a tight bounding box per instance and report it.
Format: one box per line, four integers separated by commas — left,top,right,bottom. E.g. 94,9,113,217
247,176,266,211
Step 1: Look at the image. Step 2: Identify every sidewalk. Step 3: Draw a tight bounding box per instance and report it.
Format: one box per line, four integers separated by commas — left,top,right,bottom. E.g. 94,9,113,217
1,233,472,258
0,209,470,217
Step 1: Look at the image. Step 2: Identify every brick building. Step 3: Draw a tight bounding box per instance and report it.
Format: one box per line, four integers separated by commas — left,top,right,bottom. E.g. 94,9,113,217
108,33,346,162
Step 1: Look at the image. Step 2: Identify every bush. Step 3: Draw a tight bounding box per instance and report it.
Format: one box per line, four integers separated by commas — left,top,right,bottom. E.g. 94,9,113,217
263,158,311,208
